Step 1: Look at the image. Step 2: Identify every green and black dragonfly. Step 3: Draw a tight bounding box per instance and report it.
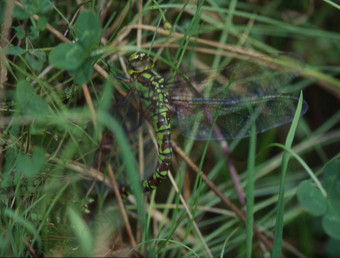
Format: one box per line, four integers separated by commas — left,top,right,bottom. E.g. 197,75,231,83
117,51,308,196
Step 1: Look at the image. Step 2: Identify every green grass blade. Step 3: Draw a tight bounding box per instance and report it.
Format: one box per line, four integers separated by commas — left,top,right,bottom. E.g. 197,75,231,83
272,91,305,257
246,110,256,258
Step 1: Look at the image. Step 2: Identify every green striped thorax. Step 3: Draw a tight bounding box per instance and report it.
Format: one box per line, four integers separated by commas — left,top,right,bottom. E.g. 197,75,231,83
126,51,168,111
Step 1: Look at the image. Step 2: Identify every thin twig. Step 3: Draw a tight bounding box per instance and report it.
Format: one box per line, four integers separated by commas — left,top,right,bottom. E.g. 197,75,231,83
107,165,137,249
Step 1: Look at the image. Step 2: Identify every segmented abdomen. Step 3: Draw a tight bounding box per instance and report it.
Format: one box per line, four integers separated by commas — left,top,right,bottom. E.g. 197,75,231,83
121,70,172,195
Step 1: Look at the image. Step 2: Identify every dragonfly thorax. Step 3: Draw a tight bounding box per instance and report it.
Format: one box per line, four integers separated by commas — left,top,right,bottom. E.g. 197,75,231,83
128,51,155,76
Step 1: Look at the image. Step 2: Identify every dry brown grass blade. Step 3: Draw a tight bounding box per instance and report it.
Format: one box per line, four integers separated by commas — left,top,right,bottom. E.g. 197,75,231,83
107,165,137,249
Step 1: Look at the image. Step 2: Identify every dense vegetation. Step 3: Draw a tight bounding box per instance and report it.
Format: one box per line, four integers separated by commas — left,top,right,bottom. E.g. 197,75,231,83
1,0,339,257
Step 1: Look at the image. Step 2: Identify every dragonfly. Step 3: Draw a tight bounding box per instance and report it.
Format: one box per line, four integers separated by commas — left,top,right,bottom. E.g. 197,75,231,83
117,51,308,196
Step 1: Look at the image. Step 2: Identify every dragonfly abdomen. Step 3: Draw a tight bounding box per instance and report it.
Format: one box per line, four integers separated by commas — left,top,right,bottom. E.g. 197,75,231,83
141,107,172,191
121,51,173,195
139,72,172,192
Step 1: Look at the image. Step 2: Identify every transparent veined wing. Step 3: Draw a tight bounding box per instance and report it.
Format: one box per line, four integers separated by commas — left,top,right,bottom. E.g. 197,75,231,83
166,52,305,98
170,94,308,140
167,52,307,140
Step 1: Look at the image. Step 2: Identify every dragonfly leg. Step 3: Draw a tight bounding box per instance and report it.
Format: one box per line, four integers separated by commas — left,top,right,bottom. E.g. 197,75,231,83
114,88,134,107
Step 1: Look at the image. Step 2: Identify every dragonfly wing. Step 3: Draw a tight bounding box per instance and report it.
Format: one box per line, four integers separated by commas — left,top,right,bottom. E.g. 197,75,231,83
166,52,305,99
170,95,308,140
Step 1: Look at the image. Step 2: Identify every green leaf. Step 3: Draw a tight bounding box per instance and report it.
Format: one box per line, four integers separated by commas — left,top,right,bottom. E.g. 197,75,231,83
297,180,328,216
14,25,25,39
25,52,44,71
1,147,19,188
32,147,47,172
41,0,54,13
48,10,101,83
37,16,47,30
17,153,34,177
17,147,46,179
13,5,30,20
28,25,39,40
324,159,340,198
322,198,340,240
16,80,49,116
29,0,52,14
326,238,340,257
30,122,47,135
70,57,95,84
321,159,340,240
49,42,85,70
8,45,26,56
74,9,101,49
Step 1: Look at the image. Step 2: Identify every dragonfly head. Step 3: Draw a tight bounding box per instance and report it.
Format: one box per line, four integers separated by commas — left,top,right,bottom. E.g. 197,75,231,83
127,51,155,76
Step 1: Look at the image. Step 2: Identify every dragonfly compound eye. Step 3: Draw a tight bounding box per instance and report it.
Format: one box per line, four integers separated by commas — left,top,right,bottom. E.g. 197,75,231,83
127,52,155,75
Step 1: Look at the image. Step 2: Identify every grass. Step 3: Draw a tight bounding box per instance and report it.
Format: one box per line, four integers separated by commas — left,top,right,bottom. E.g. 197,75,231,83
1,0,340,257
